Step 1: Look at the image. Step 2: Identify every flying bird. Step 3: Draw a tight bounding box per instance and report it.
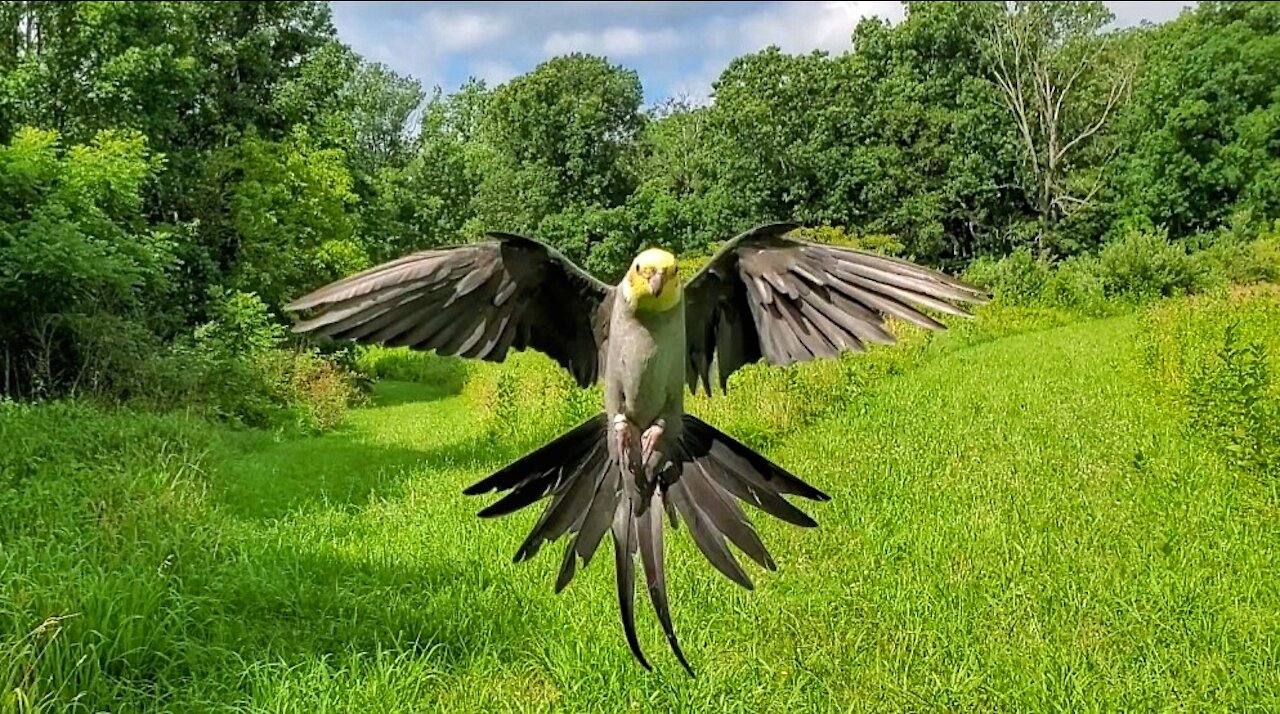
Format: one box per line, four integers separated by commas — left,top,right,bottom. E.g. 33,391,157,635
284,222,988,676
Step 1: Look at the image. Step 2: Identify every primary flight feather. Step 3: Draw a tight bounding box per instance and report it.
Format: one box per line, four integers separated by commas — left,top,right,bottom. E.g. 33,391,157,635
285,222,989,676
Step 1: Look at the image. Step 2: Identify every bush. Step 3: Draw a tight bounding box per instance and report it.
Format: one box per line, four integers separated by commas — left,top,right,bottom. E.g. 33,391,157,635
1043,254,1111,316
1095,230,1207,303
150,291,365,433
1188,320,1280,477
962,247,1053,306
1137,286,1280,478
960,225,1278,315
792,225,906,256
0,127,176,399
1191,232,1280,288
354,345,469,395
463,350,603,452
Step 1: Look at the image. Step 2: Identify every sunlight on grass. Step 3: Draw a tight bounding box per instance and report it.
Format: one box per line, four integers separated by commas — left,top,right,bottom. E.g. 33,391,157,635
3,298,1279,712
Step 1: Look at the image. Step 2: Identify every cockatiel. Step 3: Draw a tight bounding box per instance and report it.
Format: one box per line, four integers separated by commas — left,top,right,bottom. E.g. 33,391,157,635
285,222,988,676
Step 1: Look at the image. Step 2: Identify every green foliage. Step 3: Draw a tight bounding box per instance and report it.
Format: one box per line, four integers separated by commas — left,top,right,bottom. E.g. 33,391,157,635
5,0,1280,408
464,350,604,452
1095,229,1206,302
792,225,906,255
1190,228,1280,288
150,290,365,433
469,54,644,250
0,399,217,712
963,247,1054,306
0,126,174,397
1113,1,1280,237
1189,319,1280,476
961,223,1279,316
1137,286,1280,478
354,346,470,398
228,126,365,311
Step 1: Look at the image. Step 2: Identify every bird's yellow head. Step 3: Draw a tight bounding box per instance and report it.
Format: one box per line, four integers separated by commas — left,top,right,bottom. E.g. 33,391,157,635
624,247,681,313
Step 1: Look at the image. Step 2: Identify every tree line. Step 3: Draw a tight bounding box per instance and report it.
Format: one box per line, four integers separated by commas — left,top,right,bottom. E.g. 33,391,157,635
1,0,1277,403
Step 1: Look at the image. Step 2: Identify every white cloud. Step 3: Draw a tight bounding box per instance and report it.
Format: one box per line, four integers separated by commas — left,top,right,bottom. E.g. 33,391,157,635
421,9,512,53
725,1,904,55
472,60,519,86
543,27,684,58
1107,0,1196,28
666,58,728,106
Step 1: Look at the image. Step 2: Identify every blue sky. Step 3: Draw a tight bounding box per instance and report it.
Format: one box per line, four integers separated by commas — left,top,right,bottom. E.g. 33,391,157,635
331,1,1197,105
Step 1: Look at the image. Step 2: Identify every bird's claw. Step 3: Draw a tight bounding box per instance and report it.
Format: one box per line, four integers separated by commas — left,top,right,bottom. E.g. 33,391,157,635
613,414,639,474
641,419,665,470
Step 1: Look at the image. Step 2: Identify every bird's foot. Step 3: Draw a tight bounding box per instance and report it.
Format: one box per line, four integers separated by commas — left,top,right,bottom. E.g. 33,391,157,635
641,419,665,470
613,414,639,474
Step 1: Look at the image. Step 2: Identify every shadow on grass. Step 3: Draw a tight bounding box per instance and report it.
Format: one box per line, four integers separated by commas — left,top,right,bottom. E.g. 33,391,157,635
211,433,432,520
200,543,545,674
366,378,463,407
360,353,471,405
210,429,531,521
210,381,520,520
189,379,570,677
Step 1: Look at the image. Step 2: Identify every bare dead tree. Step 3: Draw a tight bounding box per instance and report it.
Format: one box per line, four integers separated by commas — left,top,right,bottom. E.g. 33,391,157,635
986,1,1138,254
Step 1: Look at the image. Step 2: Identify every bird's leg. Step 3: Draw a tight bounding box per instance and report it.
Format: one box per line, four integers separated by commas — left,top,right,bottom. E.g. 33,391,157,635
613,414,640,476
640,418,666,471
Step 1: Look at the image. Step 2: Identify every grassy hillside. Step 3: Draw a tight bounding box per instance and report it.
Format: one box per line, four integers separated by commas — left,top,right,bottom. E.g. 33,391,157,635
3,291,1278,712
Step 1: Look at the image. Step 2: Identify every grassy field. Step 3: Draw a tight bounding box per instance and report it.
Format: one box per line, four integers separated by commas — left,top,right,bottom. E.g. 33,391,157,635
3,292,1279,712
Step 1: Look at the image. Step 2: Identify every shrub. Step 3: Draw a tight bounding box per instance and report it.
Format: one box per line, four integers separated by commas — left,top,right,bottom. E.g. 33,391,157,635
1137,286,1280,478
1191,232,1280,288
354,345,470,396
1188,320,1280,477
151,291,365,433
0,127,176,399
793,225,906,256
962,247,1052,306
1043,254,1111,316
463,350,602,452
1095,230,1206,303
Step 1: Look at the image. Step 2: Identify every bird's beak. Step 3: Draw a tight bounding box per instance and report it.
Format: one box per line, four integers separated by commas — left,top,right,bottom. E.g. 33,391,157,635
648,271,666,296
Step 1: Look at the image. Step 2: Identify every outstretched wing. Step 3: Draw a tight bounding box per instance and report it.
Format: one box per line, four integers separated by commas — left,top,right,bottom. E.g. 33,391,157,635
286,233,615,388
684,222,990,394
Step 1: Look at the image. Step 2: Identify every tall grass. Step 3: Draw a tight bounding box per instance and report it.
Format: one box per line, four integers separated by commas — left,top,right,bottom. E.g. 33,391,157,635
10,294,1280,711
3,279,1278,711
1138,285,1280,480
0,400,219,711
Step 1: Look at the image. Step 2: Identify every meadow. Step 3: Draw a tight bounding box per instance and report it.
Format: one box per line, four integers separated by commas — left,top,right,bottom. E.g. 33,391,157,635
5,2,1280,711
3,283,1277,713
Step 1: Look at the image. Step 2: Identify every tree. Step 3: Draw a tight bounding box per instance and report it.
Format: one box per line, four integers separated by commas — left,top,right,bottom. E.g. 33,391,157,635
227,126,365,312
0,126,172,396
1112,1,1280,237
470,54,645,235
985,1,1139,255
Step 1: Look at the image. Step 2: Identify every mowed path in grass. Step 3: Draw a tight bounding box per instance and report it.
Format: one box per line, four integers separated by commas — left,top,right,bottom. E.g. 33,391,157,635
209,314,1279,712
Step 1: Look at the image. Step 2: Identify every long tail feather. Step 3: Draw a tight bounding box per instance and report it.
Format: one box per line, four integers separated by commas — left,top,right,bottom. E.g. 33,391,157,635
638,489,695,677
464,411,828,678
612,489,649,670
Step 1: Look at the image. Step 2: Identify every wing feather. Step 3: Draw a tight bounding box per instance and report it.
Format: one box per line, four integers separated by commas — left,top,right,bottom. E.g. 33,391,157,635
287,234,615,388
684,223,989,393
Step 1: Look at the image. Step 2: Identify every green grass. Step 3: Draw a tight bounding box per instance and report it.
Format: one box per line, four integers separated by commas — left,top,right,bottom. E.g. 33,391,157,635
3,297,1279,712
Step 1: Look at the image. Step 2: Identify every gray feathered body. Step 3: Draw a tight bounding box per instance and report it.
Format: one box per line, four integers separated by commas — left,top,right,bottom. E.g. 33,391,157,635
605,294,686,447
